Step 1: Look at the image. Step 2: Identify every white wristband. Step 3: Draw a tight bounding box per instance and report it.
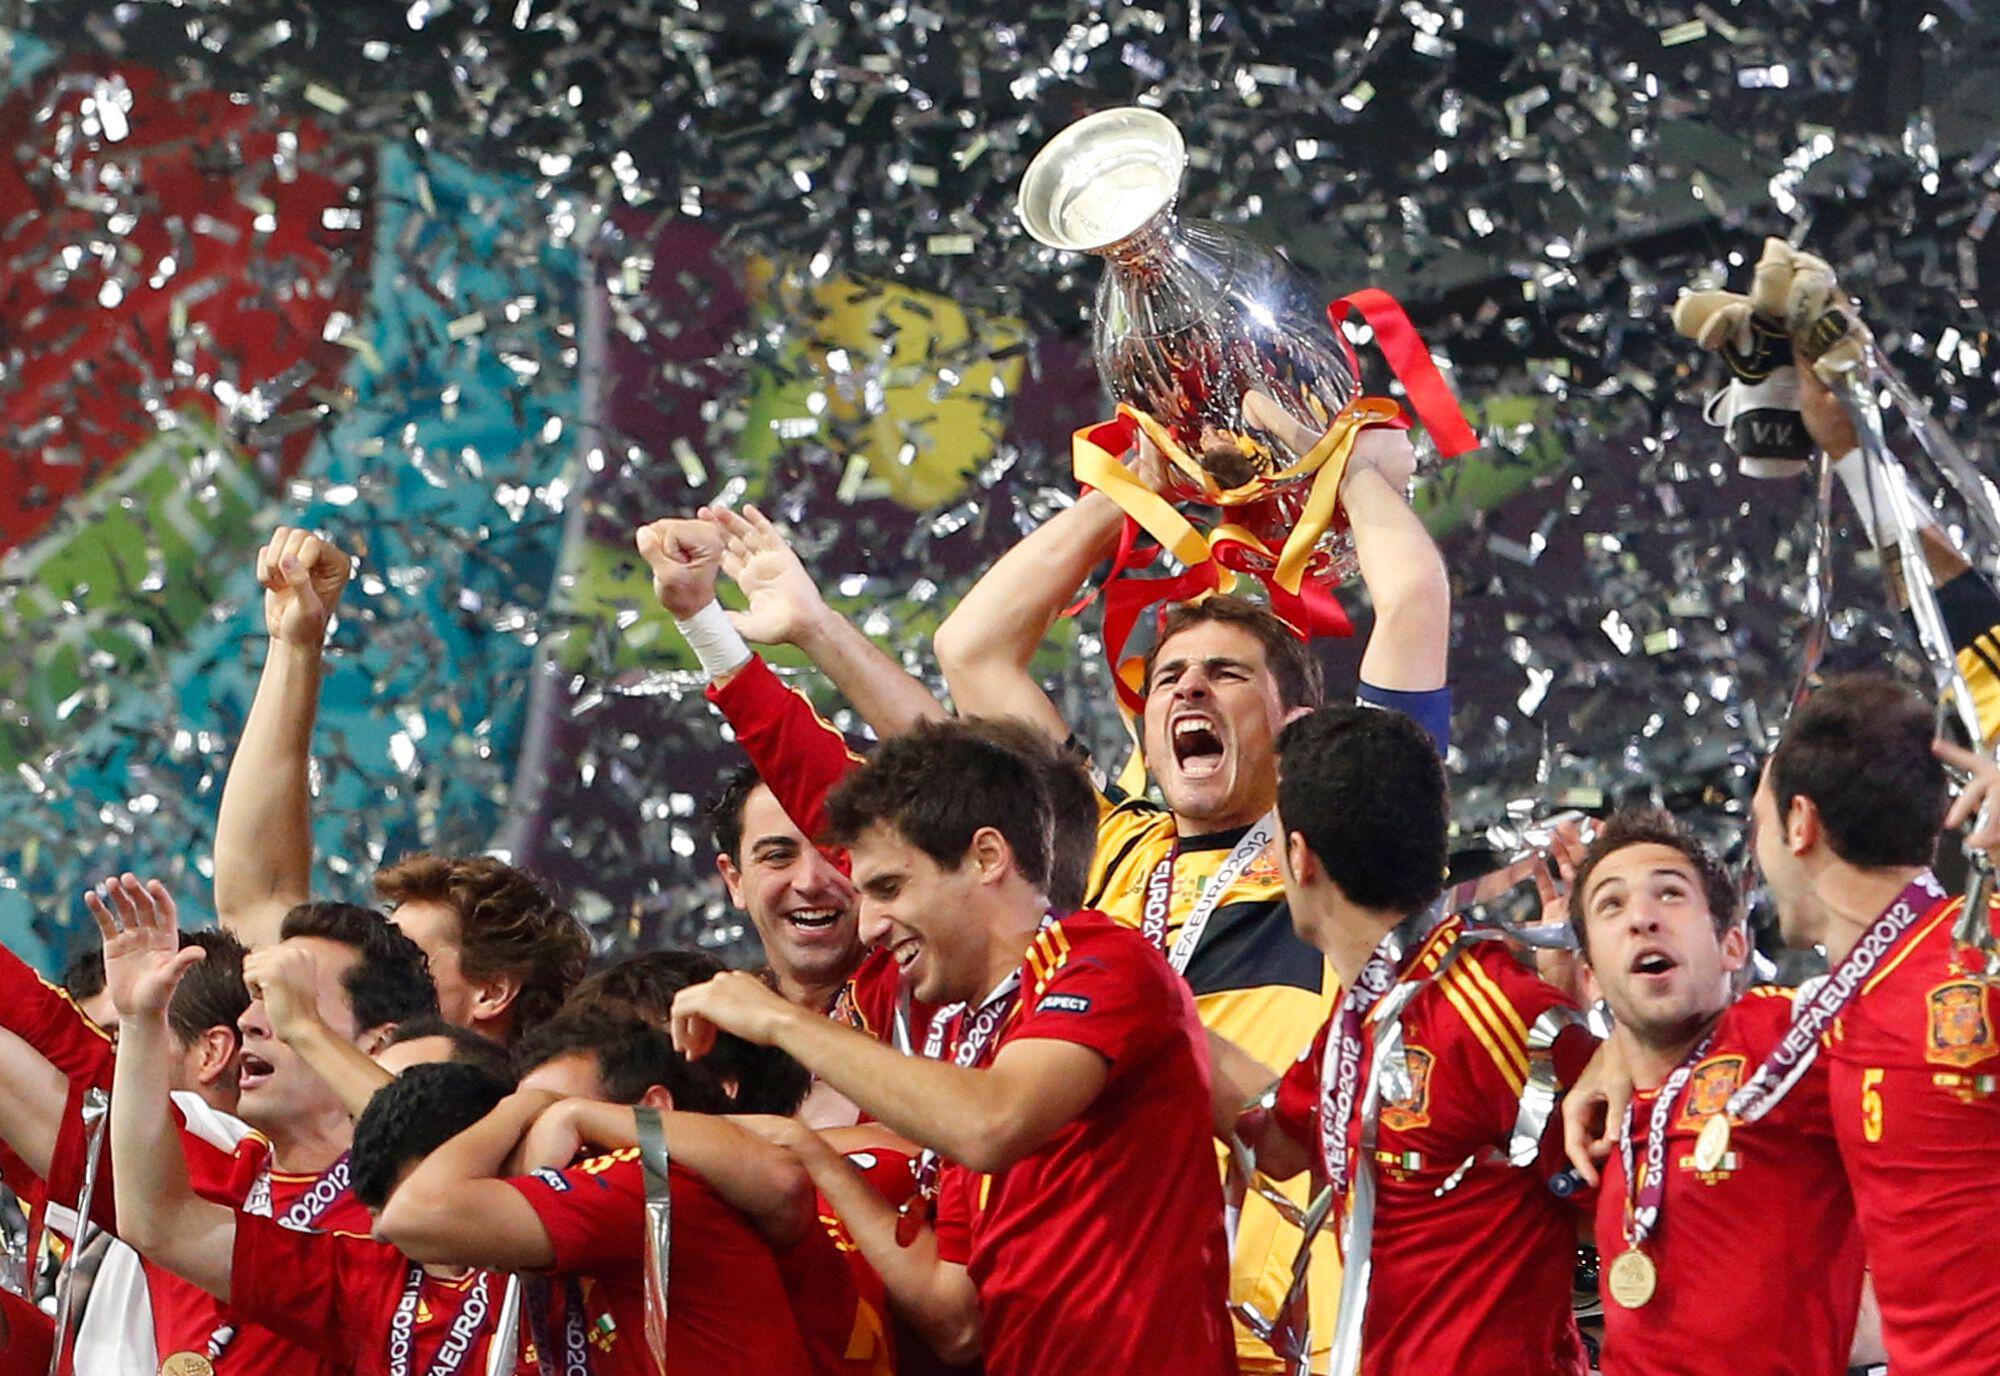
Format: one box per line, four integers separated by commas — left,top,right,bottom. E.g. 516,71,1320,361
673,601,752,680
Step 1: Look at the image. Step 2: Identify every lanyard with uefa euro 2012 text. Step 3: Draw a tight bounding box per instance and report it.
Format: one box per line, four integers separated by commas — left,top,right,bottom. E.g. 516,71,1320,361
1725,869,1946,1124
1142,811,1280,974
893,911,1056,1244
386,1264,493,1376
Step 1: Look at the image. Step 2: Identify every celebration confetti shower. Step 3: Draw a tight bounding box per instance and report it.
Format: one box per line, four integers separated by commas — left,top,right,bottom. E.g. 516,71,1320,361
1,1,1996,968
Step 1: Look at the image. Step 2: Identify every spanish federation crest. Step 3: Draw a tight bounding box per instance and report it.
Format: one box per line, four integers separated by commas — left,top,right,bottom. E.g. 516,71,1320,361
1926,979,1998,1069
1676,1053,1745,1131
1380,1045,1433,1132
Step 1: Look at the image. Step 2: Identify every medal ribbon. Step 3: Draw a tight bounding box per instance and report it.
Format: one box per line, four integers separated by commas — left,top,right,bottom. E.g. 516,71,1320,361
905,913,1056,1214
1141,813,1279,974
1726,870,1945,1124
1318,908,1445,1196
1617,1031,1716,1253
387,1265,491,1376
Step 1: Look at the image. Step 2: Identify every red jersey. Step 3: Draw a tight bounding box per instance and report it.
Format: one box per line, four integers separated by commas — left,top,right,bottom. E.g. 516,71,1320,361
779,1145,917,1376
707,652,861,846
1595,988,1863,1376
1273,918,1593,1376
508,1150,813,1376
930,912,1233,1376
229,1211,512,1376
1822,891,2000,1375
143,1137,364,1375
709,652,939,1053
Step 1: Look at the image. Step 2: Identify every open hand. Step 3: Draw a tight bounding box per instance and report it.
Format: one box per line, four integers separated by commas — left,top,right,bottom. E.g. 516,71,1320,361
708,505,832,648
258,527,353,649
84,874,202,1020
634,518,725,619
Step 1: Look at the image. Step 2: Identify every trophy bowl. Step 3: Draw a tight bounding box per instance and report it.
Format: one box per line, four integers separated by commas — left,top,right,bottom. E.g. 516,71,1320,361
1018,106,1360,509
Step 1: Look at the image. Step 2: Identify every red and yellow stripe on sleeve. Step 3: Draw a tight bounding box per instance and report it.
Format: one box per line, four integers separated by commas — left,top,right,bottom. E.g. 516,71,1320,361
1415,932,1530,1096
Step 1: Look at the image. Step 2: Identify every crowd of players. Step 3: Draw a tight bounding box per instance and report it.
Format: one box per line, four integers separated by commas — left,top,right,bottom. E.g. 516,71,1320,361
0,351,1997,1376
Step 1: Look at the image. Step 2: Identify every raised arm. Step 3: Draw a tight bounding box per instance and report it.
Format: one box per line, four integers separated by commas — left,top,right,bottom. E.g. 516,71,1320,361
212,528,353,946
92,876,237,1301
933,485,1139,741
242,942,392,1119
0,1029,73,1181
670,971,1107,1175
710,504,946,738
738,1114,981,1365
1341,430,1450,693
514,1098,813,1246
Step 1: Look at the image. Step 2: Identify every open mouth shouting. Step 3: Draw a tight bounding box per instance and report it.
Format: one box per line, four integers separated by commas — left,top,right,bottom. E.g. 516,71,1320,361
1170,712,1227,780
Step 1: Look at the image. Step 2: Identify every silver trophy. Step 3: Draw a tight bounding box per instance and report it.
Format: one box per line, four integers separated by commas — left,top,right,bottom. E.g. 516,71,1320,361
1018,107,1363,566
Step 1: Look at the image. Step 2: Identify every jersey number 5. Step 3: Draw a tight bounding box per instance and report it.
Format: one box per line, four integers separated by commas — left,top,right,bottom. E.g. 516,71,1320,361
1859,1068,1886,1143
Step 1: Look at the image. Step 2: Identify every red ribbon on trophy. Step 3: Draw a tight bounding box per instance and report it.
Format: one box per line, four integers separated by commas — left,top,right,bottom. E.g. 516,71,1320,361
1070,287,1477,713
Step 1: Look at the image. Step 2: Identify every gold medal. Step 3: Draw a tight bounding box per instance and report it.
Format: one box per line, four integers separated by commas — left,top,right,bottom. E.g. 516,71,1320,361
1693,1112,1732,1173
160,1354,216,1376
1606,1248,1658,1309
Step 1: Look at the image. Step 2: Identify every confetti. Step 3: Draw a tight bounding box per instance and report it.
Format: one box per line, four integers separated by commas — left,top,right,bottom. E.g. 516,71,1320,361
0,2,1993,972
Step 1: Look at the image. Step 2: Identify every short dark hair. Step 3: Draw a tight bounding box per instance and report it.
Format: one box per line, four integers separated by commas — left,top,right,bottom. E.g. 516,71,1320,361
958,718,1098,911
374,854,590,1041
61,947,105,1004
1142,595,1325,712
1568,808,1739,958
1768,675,1947,868
1276,705,1446,912
729,1039,813,1117
705,766,765,865
168,931,251,1050
567,950,777,1109
350,1061,511,1210
383,1014,516,1084
278,902,439,1032
825,720,1052,888
568,950,726,1026
512,1007,732,1114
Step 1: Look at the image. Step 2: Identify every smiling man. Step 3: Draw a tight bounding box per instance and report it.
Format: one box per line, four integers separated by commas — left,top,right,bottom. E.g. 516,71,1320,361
668,720,1236,1376
1569,808,1863,1375
936,419,1452,1369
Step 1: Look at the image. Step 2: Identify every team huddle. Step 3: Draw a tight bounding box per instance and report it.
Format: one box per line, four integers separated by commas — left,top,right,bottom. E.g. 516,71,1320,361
2,353,1999,1376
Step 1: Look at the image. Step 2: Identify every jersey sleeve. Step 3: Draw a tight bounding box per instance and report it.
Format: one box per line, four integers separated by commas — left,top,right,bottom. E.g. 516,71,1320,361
0,946,113,1085
1356,681,1452,756
1271,1018,1332,1152
1434,947,1583,1143
931,1162,973,1267
505,1151,647,1274
1006,925,1172,1071
226,1212,367,1357
706,653,864,844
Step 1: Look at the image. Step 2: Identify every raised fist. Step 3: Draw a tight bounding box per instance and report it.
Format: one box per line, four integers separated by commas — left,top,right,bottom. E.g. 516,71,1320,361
634,518,725,619
257,527,352,649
